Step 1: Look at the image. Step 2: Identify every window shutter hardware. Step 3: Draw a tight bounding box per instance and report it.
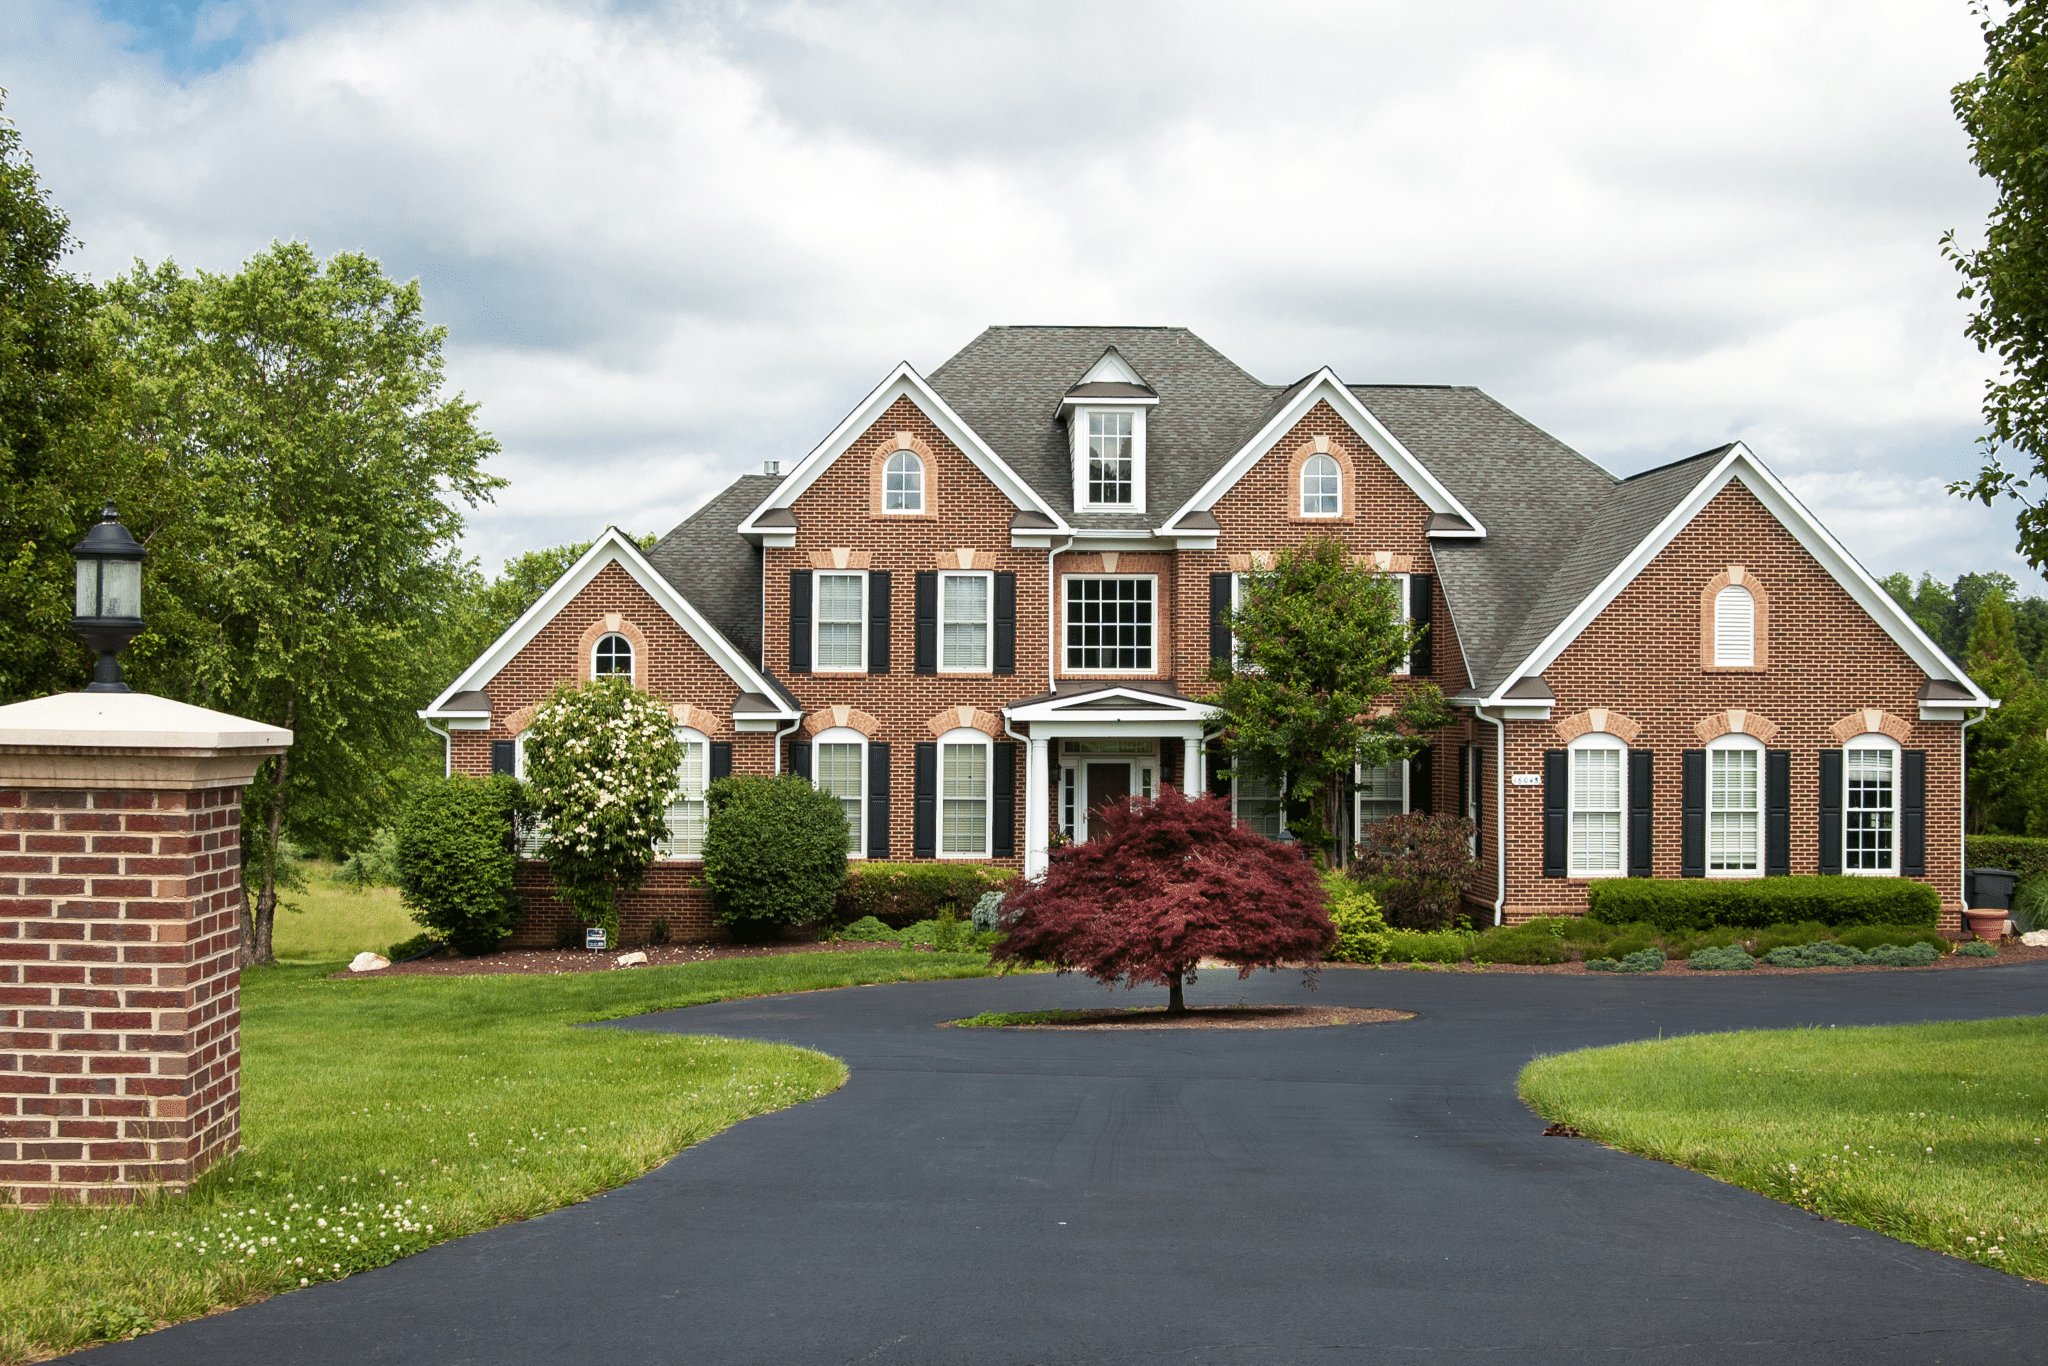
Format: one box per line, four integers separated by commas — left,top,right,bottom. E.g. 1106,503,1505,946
1765,750,1790,876
1681,749,1705,878
789,570,812,674
914,571,938,675
1542,750,1567,878
868,571,891,674
1628,749,1653,878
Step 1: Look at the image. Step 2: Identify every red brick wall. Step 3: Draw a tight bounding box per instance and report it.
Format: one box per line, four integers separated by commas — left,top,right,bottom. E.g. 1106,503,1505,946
0,784,244,1205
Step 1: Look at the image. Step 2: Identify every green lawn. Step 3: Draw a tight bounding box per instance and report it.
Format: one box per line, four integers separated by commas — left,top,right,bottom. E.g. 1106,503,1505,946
0,949,1005,1362
1521,1018,2048,1280
271,864,416,963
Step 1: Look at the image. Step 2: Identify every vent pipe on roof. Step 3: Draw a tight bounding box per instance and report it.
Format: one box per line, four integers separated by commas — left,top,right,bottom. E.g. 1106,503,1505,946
763,460,781,476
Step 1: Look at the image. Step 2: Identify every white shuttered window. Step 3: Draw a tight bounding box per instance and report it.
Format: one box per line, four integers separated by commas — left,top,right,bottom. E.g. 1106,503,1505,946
661,732,709,860
1714,585,1755,666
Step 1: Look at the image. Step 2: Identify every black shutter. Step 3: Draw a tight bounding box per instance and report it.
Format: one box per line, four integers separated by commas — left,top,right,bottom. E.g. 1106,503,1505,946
1471,744,1485,859
993,742,1016,857
1542,749,1567,878
1681,749,1705,878
1766,750,1791,876
1408,575,1433,677
709,742,732,782
1902,749,1927,876
1819,750,1843,876
789,740,811,781
994,572,1017,675
914,571,938,675
1629,750,1654,878
789,570,812,674
1408,746,1432,815
1207,744,1232,801
867,743,890,860
913,742,937,857
1456,743,1469,823
868,571,891,675
491,740,516,776
1210,573,1234,663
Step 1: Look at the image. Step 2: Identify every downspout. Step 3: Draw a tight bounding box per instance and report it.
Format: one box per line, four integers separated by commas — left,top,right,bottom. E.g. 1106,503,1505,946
1959,706,1987,909
1046,534,1075,693
770,716,802,776
422,719,451,778
1476,704,1507,926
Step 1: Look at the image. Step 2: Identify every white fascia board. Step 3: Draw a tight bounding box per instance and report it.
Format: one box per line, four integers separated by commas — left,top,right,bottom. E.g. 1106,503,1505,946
422,528,792,717
1922,701,2001,722
1005,688,1219,725
1161,371,1487,537
1486,445,1995,708
1058,394,1159,414
737,363,1068,535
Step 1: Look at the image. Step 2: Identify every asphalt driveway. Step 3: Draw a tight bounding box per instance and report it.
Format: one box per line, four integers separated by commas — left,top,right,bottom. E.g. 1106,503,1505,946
67,962,2048,1365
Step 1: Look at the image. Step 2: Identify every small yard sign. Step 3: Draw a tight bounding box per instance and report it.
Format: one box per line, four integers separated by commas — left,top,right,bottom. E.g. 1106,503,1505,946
1511,773,1542,787
585,927,608,951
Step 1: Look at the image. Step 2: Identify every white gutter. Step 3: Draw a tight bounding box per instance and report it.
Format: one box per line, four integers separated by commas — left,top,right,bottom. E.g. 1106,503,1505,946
1475,705,1507,926
770,716,803,776
1045,534,1075,692
422,719,451,778
1960,706,1988,908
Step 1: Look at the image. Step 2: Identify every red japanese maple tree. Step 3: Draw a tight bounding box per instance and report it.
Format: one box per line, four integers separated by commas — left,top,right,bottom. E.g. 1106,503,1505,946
993,787,1333,1013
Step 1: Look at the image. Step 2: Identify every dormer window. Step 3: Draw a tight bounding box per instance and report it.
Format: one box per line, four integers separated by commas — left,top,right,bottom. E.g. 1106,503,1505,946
883,450,924,512
1088,412,1133,505
1062,347,1156,513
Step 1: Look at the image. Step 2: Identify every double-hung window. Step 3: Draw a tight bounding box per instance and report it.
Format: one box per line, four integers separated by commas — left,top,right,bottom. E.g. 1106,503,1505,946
940,572,990,672
883,451,924,512
1087,411,1133,505
1568,735,1626,877
814,728,865,855
1706,737,1762,877
940,730,989,857
1356,761,1406,835
815,572,866,671
661,730,709,860
1235,771,1285,839
1845,737,1898,874
1065,576,1153,672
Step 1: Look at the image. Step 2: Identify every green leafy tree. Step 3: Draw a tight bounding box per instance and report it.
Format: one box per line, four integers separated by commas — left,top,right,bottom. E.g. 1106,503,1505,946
701,774,850,941
1210,537,1450,862
521,676,683,935
1964,590,2048,833
392,774,527,955
1881,572,1961,659
1948,5,2048,570
99,242,503,963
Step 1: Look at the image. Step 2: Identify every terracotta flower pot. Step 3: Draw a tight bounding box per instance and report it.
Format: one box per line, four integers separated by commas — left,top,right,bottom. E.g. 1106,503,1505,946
1964,909,2008,943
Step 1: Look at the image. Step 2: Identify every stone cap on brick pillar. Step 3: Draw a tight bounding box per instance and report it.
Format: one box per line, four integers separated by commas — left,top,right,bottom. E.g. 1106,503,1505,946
0,691,292,789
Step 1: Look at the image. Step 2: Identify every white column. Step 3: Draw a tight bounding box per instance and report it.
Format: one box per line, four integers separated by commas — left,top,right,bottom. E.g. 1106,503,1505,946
1183,734,1203,797
1025,734,1051,878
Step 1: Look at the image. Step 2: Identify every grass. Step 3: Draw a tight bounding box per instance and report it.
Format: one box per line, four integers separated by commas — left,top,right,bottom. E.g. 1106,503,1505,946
0,947,1006,1362
271,864,415,964
951,1008,1091,1027
1521,1017,2048,1279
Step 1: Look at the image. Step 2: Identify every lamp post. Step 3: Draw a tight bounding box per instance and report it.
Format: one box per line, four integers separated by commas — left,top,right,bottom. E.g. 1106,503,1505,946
71,504,147,694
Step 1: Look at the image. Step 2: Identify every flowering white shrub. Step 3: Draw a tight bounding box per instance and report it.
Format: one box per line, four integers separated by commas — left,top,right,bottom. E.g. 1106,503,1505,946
522,676,683,932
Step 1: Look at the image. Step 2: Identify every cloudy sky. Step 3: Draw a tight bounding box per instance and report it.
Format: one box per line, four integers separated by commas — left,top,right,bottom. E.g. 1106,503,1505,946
4,0,2031,593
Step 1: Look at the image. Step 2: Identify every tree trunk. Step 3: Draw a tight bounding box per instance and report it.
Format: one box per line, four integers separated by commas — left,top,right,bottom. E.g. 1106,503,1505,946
251,746,291,967
1167,976,1186,1015
1323,778,1345,870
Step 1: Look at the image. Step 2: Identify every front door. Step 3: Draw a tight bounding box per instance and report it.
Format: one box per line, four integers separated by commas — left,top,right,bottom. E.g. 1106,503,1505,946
1085,762,1131,841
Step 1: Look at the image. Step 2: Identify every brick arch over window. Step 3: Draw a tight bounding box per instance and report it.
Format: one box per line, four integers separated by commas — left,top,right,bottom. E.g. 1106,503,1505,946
1828,708,1913,746
1700,566,1770,670
1553,707,1643,745
801,705,883,739
670,703,731,738
503,703,538,737
870,430,938,520
1693,708,1781,744
925,705,1003,739
1285,435,1355,523
575,614,650,683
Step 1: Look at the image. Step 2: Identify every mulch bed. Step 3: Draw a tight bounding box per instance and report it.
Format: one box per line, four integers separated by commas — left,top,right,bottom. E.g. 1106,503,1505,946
946,1005,1414,1030
335,939,934,979
1339,939,2048,976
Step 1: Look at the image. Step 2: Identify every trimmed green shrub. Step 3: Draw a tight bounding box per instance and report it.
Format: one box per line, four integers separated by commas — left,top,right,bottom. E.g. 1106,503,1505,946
1323,869,1390,964
1763,941,1868,968
702,774,850,941
1869,942,1941,966
1469,918,1569,965
1588,946,1665,973
836,862,1018,928
1959,939,2000,959
384,932,444,962
1964,835,2048,881
1384,930,1465,963
1585,876,1939,931
969,890,1010,933
1833,924,1949,954
391,774,527,956
837,915,896,942
1689,945,1755,971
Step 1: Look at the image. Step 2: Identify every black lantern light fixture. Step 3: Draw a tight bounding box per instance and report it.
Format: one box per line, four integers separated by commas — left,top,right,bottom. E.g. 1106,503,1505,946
71,504,147,694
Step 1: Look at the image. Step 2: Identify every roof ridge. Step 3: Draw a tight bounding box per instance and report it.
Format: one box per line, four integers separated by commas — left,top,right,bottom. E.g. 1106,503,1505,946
1620,444,1736,483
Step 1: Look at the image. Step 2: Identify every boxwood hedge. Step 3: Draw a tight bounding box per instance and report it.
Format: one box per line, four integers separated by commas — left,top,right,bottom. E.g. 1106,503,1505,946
1964,835,2048,881
1585,875,1939,931
834,862,1017,928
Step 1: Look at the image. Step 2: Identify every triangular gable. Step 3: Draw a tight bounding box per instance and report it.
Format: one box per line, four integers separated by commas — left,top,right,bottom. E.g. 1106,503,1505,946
1487,444,1994,707
421,528,798,719
738,363,1068,536
1005,685,1219,723
1158,369,1486,538
1078,346,1149,388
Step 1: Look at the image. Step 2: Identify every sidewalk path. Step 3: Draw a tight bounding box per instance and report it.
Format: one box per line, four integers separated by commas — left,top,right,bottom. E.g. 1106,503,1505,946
69,962,2048,1364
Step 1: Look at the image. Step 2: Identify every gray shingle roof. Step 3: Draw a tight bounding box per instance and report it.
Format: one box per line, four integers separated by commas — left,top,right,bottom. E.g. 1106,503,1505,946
646,474,782,667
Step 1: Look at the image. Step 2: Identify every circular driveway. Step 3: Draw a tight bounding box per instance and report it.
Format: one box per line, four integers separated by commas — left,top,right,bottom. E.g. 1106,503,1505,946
72,962,2048,1365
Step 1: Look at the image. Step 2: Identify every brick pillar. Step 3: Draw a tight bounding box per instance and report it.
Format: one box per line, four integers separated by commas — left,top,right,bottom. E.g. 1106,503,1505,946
0,692,289,1206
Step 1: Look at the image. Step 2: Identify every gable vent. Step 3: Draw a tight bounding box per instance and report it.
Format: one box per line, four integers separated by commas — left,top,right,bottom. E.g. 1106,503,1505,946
1714,585,1755,666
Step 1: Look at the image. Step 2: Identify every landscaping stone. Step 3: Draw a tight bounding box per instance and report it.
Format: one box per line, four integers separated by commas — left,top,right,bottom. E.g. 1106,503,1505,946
615,951,649,967
349,951,391,972
2023,931,2048,948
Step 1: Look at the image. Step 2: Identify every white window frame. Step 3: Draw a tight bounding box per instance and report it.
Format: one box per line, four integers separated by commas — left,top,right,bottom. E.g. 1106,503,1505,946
938,570,993,674
937,727,992,859
813,569,868,673
593,631,635,682
1388,571,1413,676
512,735,545,856
1844,733,1901,878
1464,745,1482,855
1062,573,1158,674
1233,768,1286,840
882,449,924,513
812,726,867,859
1354,758,1409,839
1070,404,1148,512
659,726,712,862
1714,584,1756,667
1705,733,1764,879
1567,732,1628,879
1301,453,1342,517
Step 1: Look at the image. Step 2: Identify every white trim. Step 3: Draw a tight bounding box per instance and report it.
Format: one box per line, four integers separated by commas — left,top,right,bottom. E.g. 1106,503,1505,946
1486,445,1994,707
1566,731,1629,879
1842,732,1902,878
421,528,799,721
592,631,635,683
1300,451,1343,518
1004,684,1218,727
1157,371,1486,538
1072,407,1147,513
937,569,995,674
812,726,868,860
936,726,994,859
657,727,712,863
738,363,1067,535
1060,573,1159,674
813,568,869,673
1703,733,1765,880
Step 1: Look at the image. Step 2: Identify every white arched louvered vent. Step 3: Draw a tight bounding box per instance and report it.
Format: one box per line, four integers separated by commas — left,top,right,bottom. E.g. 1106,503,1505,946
1714,584,1755,666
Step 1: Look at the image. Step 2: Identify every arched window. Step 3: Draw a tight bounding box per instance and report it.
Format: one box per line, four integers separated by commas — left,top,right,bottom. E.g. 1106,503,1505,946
1301,453,1341,516
883,450,924,512
1705,733,1763,878
660,727,710,861
813,726,866,856
1568,731,1628,877
1714,585,1755,667
1844,733,1900,876
938,727,991,857
594,632,634,680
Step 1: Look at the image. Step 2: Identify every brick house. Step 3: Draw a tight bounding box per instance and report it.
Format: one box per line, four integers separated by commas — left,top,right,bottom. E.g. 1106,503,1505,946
424,326,1993,942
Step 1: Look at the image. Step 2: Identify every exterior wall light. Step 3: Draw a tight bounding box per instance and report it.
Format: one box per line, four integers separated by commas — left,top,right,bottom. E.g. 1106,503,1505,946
71,504,147,694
